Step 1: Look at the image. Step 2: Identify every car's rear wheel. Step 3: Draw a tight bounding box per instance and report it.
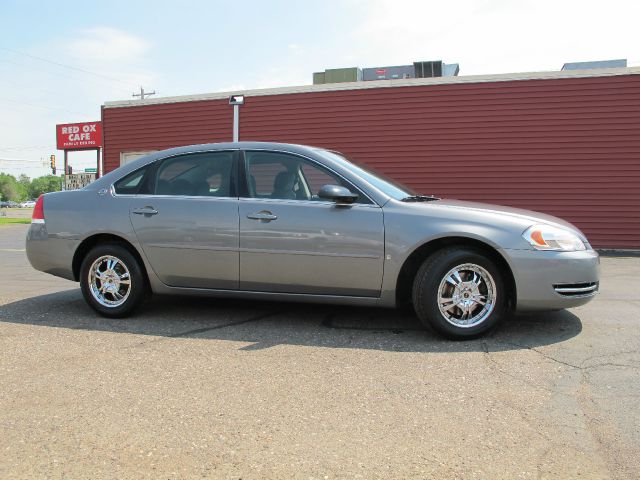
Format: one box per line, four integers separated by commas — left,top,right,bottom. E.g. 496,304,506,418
412,247,506,339
80,243,147,318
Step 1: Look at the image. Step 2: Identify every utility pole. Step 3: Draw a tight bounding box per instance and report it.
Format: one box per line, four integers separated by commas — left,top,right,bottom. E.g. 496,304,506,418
132,86,156,100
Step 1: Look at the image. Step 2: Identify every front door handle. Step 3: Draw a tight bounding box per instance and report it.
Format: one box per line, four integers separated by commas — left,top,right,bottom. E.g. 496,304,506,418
132,206,158,216
247,211,277,222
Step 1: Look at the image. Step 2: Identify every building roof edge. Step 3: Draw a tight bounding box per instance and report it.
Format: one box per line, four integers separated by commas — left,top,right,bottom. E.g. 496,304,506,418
103,66,640,109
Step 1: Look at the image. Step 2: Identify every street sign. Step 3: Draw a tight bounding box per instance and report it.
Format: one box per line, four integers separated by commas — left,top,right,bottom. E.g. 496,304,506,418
84,168,97,173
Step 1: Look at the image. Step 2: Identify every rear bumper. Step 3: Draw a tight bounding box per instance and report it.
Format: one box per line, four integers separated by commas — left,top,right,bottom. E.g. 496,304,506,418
504,247,600,311
26,223,77,281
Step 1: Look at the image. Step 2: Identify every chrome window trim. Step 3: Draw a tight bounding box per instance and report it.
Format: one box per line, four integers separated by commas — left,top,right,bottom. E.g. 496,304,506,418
237,196,380,209
124,193,239,201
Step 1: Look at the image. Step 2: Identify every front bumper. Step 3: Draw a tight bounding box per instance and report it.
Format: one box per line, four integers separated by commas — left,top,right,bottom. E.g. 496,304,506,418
504,247,600,311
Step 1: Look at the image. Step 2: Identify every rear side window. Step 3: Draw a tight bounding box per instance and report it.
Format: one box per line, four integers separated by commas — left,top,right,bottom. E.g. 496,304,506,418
113,167,148,195
153,151,235,197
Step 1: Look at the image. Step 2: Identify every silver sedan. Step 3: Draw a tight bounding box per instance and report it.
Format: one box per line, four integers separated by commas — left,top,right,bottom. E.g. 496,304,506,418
26,142,599,339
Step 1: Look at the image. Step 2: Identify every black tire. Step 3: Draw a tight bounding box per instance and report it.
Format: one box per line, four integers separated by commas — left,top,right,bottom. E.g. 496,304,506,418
80,243,148,318
412,247,506,339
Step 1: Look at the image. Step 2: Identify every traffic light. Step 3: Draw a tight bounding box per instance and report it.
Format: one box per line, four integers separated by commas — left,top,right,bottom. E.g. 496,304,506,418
50,154,56,175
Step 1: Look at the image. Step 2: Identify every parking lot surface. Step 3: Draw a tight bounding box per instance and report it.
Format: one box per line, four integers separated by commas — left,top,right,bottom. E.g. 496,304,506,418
1,224,638,479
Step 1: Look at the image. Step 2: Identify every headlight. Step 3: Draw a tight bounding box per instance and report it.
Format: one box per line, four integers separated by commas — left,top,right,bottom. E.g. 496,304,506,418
523,224,586,251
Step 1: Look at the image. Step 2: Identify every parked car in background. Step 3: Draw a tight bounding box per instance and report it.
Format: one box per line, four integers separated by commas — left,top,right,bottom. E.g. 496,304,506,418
1,200,19,208
26,142,599,339
20,200,36,208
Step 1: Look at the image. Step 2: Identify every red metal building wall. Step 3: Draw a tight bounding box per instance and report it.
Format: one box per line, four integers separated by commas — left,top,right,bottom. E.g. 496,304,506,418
103,74,640,249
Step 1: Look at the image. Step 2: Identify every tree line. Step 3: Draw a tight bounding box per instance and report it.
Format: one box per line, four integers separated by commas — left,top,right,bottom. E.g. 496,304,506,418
0,173,62,202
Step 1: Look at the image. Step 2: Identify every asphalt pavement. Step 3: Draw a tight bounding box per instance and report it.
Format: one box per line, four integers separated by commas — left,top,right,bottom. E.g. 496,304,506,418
0,224,638,479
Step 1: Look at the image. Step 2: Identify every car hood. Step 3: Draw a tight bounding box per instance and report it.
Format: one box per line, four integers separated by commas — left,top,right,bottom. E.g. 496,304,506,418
399,198,587,240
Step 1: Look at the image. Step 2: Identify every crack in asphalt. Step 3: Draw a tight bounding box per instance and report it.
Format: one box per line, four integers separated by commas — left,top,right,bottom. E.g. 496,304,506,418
584,362,640,370
480,341,569,396
574,369,640,480
579,350,640,368
500,342,583,369
489,340,640,374
484,340,639,478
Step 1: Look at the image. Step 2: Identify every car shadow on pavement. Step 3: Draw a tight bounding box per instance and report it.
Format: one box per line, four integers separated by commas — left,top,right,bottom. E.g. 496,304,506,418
0,289,582,353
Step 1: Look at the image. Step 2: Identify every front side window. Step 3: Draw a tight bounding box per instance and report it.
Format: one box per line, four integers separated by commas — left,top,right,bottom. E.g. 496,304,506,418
153,151,234,197
244,151,368,203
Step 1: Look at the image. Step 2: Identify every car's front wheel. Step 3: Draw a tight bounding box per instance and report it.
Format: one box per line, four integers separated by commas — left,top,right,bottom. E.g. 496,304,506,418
80,243,147,318
412,247,506,339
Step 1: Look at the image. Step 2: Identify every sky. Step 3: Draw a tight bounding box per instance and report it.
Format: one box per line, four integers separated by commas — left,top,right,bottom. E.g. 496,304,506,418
1,0,639,179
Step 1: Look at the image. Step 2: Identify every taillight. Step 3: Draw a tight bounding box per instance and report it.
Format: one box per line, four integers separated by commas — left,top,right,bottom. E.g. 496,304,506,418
32,195,45,224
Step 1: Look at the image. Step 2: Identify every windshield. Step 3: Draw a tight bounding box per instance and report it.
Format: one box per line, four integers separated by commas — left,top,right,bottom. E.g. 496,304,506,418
319,150,417,200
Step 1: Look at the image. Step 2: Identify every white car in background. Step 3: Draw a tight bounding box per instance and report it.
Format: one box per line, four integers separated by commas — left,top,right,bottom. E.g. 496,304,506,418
20,200,36,208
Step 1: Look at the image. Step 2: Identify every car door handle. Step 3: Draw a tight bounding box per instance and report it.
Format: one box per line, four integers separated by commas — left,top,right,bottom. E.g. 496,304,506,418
247,211,277,221
132,206,158,215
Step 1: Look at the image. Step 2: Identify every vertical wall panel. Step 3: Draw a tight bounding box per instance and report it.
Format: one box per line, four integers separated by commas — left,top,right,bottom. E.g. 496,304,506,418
103,74,640,249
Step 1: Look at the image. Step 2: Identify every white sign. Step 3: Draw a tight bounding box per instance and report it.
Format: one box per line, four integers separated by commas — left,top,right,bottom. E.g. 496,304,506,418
65,173,96,191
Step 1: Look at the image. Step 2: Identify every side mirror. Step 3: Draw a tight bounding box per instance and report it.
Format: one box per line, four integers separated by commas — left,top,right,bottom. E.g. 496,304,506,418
318,184,358,204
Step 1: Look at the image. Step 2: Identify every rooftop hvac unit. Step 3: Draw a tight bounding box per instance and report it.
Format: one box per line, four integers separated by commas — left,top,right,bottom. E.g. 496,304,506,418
414,61,443,78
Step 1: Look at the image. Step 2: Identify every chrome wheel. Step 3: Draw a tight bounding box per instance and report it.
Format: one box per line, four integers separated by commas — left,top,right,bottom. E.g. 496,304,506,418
88,255,132,308
437,263,497,328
